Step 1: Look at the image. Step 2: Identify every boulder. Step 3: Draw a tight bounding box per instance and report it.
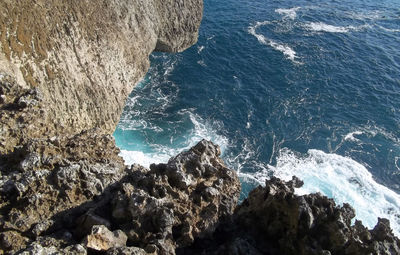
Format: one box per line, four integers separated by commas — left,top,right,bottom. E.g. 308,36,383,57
85,225,127,251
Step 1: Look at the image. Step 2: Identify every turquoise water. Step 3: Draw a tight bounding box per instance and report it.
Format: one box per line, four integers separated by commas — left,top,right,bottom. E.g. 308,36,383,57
114,0,400,235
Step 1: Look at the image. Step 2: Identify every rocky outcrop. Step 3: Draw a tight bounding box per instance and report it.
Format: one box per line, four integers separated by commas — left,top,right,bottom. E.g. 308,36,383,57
181,177,400,255
109,140,240,254
0,140,240,254
0,0,203,154
0,1,207,254
1,1,399,255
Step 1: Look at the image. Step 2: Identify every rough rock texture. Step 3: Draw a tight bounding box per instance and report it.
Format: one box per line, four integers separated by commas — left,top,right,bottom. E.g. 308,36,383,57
85,225,127,251
0,1,207,254
109,140,240,254
1,1,399,255
0,140,240,254
0,0,203,154
181,177,400,255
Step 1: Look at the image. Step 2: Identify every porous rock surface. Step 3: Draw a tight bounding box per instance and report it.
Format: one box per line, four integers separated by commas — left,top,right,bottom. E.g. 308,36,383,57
1,1,399,255
0,0,203,153
181,177,400,255
0,139,240,254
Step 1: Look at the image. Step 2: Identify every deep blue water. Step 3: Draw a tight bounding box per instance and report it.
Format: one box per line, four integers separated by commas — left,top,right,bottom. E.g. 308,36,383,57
114,0,400,235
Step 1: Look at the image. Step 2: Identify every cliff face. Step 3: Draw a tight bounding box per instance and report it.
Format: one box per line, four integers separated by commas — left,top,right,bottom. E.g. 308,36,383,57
1,1,399,255
0,1,213,254
0,0,203,153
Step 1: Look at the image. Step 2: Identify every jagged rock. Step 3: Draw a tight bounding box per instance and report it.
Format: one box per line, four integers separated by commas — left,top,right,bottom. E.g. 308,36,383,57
108,140,240,254
0,1,204,253
0,231,29,252
181,176,400,255
17,243,87,255
76,211,111,238
106,246,149,255
85,225,127,251
1,1,399,255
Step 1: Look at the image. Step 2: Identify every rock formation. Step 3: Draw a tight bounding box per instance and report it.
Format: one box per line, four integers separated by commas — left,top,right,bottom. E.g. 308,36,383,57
0,0,203,154
181,177,400,255
1,1,399,255
0,139,239,255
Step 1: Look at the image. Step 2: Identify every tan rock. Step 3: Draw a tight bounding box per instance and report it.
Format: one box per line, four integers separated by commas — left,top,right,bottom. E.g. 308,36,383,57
0,0,203,154
85,225,127,251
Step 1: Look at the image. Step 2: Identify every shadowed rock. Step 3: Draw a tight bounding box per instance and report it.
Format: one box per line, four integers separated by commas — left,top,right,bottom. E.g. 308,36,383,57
3,140,240,255
180,176,400,255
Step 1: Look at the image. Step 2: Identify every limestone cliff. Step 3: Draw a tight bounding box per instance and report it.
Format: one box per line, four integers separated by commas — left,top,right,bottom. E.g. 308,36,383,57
0,0,203,153
1,1,399,255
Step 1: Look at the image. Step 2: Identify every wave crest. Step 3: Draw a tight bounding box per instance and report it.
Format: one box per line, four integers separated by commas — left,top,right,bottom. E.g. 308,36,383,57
269,149,400,236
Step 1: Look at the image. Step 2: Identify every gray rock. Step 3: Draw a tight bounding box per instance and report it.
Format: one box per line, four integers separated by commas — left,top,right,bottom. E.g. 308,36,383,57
76,211,111,237
106,246,149,255
181,176,400,255
17,244,87,255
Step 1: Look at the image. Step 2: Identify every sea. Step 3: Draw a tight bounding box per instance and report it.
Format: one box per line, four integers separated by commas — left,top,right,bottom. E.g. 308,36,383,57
114,0,400,236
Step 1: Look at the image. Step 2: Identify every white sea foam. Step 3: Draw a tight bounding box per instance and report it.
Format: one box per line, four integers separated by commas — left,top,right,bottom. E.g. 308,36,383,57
346,10,385,21
207,35,215,41
119,111,229,168
395,157,400,171
197,45,205,54
275,7,301,20
304,22,369,33
119,149,171,167
242,148,400,236
345,125,400,145
248,21,301,64
344,131,364,142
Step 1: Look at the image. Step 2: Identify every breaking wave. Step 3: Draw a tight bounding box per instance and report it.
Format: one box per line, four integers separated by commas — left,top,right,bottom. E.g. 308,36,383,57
239,148,400,237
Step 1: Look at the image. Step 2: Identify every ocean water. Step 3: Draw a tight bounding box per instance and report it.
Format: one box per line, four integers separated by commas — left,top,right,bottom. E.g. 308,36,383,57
114,0,400,235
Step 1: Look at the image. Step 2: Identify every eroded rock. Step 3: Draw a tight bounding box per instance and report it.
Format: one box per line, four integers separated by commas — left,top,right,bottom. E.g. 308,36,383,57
85,225,127,251
181,176,400,255
108,140,240,254
0,0,204,154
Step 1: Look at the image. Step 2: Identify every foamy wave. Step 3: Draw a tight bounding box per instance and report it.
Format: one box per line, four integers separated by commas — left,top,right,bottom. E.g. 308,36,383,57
119,111,229,168
275,7,300,20
304,22,369,33
248,22,301,64
259,148,400,236
187,111,229,152
344,131,364,142
119,150,170,167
